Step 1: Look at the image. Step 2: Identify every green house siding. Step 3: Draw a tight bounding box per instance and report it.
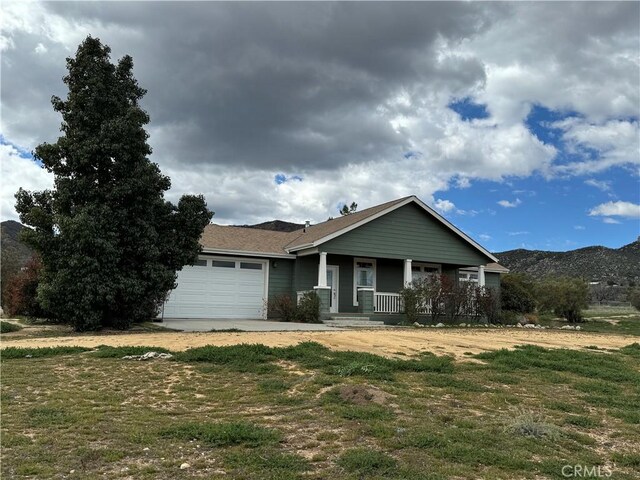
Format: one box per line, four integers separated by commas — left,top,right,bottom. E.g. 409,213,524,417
293,255,318,294
321,203,490,266
268,259,295,301
485,272,501,292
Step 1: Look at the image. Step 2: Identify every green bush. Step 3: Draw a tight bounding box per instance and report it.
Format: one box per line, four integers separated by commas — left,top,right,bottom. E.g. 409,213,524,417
629,289,640,311
0,321,22,333
536,277,589,323
500,273,536,314
267,294,297,322
296,291,321,323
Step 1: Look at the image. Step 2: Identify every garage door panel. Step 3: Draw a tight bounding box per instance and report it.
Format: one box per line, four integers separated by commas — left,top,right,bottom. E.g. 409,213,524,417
162,258,267,319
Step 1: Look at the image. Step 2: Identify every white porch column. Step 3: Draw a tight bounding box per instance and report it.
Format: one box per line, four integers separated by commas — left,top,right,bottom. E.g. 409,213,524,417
317,252,328,287
478,265,486,288
403,259,413,286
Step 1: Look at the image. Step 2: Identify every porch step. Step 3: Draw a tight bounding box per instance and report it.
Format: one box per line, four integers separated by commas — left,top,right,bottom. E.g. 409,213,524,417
323,316,386,328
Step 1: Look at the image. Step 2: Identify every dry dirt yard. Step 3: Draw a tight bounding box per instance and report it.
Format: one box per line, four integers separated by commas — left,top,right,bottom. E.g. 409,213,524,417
1,324,635,359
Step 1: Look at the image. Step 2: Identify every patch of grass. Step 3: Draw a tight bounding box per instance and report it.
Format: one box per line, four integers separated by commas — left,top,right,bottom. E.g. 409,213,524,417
476,344,640,384
224,449,310,475
619,342,640,358
337,448,397,475
91,345,173,358
564,415,600,428
175,343,279,373
423,374,487,392
160,421,281,447
505,410,561,440
612,451,640,468
1,346,90,359
401,429,446,449
0,321,22,333
337,404,395,421
257,378,290,393
28,407,74,426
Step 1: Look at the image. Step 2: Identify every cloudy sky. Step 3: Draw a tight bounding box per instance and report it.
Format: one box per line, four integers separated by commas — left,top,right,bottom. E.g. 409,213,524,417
1,1,639,252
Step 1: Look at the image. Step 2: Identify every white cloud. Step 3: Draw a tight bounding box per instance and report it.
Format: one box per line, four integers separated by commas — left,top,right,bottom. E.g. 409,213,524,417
588,201,640,218
434,199,456,213
553,119,640,175
0,144,54,221
574,225,585,230
584,179,612,191
602,217,621,224
479,233,491,241
507,231,529,236
498,198,522,208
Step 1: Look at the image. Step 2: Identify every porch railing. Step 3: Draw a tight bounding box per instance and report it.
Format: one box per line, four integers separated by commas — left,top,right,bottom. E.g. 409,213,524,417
374,292,402,313
374,292,434,314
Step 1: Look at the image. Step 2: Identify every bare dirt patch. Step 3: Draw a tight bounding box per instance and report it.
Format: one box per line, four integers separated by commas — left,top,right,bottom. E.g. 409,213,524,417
338,385,392,406
1,328,635,359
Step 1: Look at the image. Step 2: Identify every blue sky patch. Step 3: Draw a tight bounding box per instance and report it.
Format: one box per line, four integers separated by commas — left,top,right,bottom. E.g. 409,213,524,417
274,173,303,185
448,97,489,121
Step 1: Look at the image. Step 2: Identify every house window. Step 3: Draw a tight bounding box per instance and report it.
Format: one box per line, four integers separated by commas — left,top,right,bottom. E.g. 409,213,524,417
459,269,479,283
240,262,262,270
411,263,441,282
212,260,235,268
193,259,207,267
353,258,376,305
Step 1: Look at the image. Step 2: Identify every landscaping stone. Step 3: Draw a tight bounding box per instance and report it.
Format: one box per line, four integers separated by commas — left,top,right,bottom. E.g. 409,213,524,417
180,463,190,470
122,351,173,361
435,323,445,328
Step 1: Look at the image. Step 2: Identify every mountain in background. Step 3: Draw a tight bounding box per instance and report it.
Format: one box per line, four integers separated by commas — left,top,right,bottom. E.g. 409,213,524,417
235,220,304,232
3,219,639,286
495,239,640,285
1,220,34,268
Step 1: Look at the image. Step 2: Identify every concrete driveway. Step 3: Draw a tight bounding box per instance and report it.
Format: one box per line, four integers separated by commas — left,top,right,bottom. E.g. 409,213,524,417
159,318,338,332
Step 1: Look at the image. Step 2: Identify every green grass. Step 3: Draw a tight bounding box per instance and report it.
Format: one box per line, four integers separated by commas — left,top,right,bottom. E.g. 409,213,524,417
2,341,640,479
337,448,397,475
160,421,281,447
1,346,91,359
0,321,22,333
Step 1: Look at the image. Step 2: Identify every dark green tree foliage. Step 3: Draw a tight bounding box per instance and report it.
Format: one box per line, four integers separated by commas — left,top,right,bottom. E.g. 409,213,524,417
500,273,536,313
340,202,358,216
15,37,212,331
536,277,590,323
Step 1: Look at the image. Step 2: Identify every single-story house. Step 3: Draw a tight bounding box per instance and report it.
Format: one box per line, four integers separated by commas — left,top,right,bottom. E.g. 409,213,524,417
161,195,508,320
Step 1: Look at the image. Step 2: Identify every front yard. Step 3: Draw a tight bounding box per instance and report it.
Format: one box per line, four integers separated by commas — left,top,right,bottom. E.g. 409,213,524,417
2,341,639,479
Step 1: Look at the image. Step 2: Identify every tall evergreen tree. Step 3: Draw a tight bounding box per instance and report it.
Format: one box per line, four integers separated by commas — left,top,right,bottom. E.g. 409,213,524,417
15,37,212,331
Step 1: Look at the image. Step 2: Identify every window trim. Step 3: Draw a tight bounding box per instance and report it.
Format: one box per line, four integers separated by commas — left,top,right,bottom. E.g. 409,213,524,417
353,257,376,306
411,262,441,282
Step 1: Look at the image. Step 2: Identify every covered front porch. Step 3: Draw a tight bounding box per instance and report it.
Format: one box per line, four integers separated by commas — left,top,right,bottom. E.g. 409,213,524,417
294,252,488,317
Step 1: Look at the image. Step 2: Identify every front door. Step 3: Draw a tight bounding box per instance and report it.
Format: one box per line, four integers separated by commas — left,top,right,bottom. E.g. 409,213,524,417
326,265,339,313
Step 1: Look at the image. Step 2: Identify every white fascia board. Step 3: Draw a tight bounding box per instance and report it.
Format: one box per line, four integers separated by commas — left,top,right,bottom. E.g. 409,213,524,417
287,197,415,252
201,248,296,259
295,247,319,257
461,265,510,274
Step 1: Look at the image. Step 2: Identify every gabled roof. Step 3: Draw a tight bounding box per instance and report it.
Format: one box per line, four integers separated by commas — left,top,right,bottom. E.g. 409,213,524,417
284,195,499,263
200,225,298,258
284,196,411,250
199,195,499,264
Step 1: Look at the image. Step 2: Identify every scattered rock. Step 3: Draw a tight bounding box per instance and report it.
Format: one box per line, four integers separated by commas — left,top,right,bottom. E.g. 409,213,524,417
560,325,575,330
435,323,445,328
459,323,467,327
524,323,536,329
25,355,33,358
516,323,523,328
143,447,149,452
180,463,190,470
575,326,582,331
413,322,425,328
122,351,173,361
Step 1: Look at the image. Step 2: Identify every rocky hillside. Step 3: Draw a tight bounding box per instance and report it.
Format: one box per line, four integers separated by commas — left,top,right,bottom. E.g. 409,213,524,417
1,220,34,268
237,220,304,232
495,239,640,285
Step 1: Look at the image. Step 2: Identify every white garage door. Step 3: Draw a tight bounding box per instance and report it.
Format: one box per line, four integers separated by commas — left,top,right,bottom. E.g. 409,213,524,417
162,257,268,319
